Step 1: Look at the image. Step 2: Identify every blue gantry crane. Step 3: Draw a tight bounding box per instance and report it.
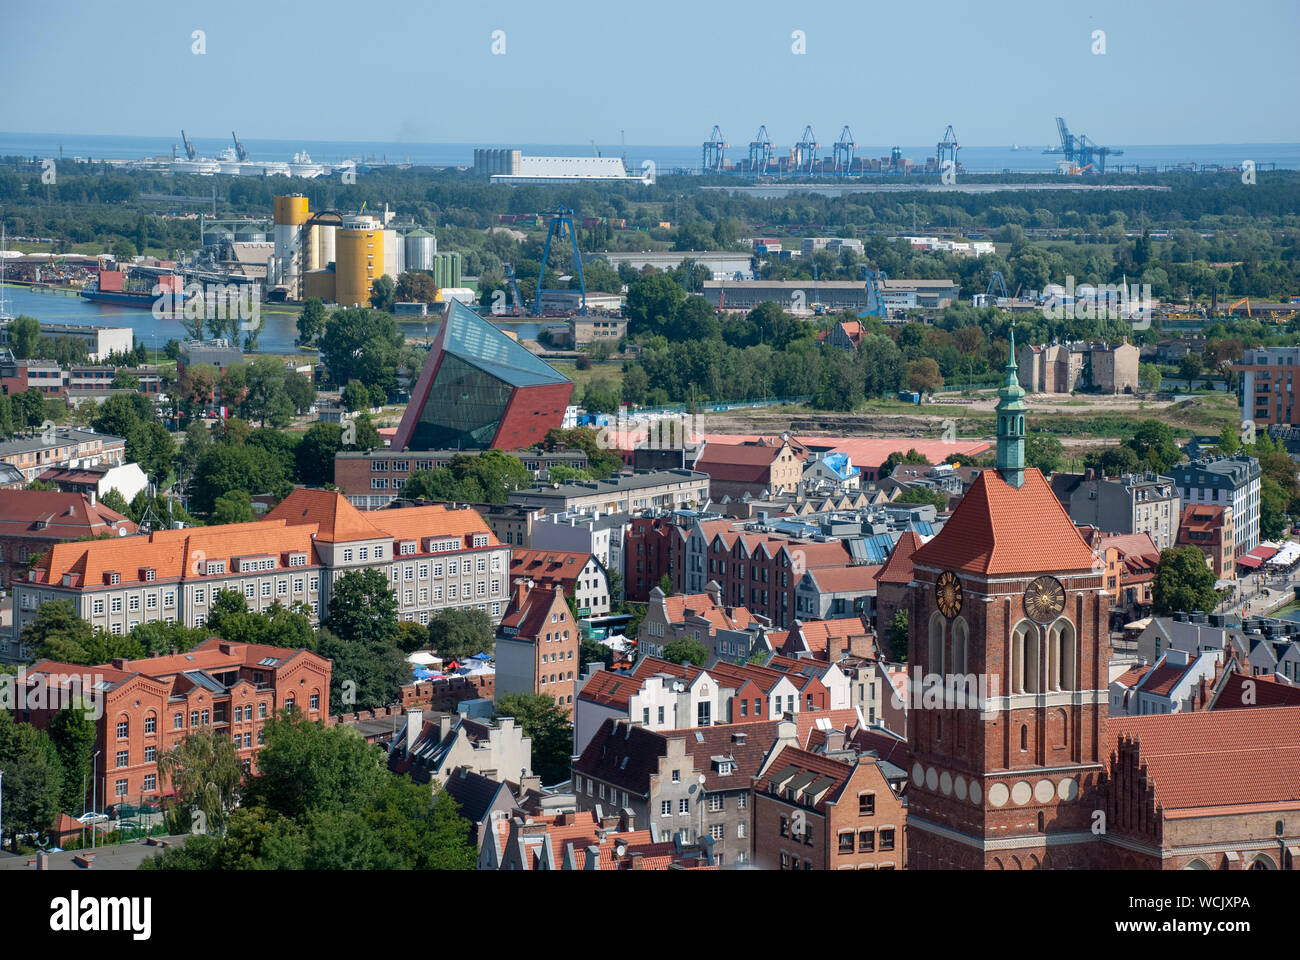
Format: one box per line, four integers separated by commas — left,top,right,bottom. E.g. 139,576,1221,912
534,211,586,316
502,262,524,316
860,267,889,319
833,126,856,176
936,124,960,172
793,125,819,174
748,125,774,175
702,125,728,174
1047,117,1123,174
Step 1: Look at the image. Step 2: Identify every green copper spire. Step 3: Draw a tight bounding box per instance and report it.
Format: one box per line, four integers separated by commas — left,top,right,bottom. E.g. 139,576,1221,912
996,323,1027,488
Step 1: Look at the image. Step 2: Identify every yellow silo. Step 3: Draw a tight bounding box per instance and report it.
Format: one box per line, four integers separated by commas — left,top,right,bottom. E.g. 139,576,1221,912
335,216,385,307
273,195,311,298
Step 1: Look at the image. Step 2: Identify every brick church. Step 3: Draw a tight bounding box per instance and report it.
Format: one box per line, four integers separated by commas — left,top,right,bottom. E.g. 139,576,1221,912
905,330,1298,870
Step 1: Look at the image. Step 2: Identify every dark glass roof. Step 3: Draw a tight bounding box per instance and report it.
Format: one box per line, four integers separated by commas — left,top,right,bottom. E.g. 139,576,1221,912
442,300,570,388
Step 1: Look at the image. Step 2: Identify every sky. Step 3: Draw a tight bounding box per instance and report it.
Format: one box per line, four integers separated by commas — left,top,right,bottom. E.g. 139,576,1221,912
2,0,1298,147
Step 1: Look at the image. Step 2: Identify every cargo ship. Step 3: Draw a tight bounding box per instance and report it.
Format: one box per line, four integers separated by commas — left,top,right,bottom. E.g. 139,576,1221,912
81,267,184,310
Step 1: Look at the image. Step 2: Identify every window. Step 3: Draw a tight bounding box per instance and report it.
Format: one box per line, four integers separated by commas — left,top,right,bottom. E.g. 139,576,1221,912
190,711,199,727
111,597,122,614
342,549,354,562
657,706,665,724
737,795,747,810
194,588,206,604
234,706,243,722
708,795,723,812
116,750,128,768
737,821,746,839
697,701,711,726
780,816,789,838
672,769,680,783
859,793,875,817
679,798,690,814
200,710,209,725
261,582,272,598
660,800,671,817
879,829,895,851
173,713,183,730
145,593,157,610
116,719,129,738
143,774,156,792
859,829,874,852
277,579,287,597
709,824,725,840
359,547,369,561
839,832,855,854
244,583,255,599
243,732,252,748
115,780,127,798
780,852,789,870
310,693,320,710
92,598,104,615
804,823,814,846
257,729,265,745
258,703,267,718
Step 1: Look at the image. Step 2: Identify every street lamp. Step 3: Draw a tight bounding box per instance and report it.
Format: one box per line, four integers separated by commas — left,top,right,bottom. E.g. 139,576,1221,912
91,749,101,849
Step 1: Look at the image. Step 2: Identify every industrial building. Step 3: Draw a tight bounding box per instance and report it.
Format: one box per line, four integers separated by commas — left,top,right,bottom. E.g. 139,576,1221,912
476,149,644,184
598,250,756,281
392,300,574,452
701,278,959,313
270,194,456,305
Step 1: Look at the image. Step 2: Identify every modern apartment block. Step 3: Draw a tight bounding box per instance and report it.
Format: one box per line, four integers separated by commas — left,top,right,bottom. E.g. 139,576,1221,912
507,470,710,517
1236,345,1300,427
1053,471,1181,550
19,637,331,806
0,427,127,484
1169,456,1261,557
14,489,511,655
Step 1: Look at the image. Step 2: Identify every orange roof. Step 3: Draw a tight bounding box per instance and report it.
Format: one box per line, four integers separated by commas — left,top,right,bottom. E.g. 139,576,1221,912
663,591,754,633
877,530,922,585
697,434,991,469
805,564,880,593
264,488,384,542
365,503,497,547
911,468,1098,576
1106,707,1300,811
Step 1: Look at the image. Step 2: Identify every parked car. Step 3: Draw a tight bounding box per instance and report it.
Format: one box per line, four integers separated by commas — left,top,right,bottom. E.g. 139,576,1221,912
76,812,109,825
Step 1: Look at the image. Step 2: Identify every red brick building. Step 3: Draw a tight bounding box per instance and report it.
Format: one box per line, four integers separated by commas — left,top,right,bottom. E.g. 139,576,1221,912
625,514,680,603
753,745,906,870
494,582,579,715
0,489,136,590
1177,503,1235,578
19,637,331,808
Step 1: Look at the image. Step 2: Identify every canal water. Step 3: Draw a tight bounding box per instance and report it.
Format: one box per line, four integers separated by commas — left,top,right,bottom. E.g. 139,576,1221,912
1,284,544,354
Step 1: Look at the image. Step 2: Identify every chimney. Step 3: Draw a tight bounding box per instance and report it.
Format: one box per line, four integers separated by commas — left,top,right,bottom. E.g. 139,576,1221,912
438,713,452,741
823,728,847,753
620,808,636,832
512,580,528,609
36,852,48,871
405,709,424,752
628,850,644,870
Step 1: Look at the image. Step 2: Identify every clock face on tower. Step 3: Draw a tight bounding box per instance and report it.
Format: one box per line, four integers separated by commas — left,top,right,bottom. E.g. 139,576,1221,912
1024,575,1066,624
936,571,963,619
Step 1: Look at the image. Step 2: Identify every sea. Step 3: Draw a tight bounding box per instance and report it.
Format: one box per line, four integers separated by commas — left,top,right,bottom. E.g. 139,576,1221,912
3,132,1300,175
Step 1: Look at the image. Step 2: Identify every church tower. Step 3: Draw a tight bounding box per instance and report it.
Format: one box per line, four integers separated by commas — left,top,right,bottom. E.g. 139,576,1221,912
904,326,1111,870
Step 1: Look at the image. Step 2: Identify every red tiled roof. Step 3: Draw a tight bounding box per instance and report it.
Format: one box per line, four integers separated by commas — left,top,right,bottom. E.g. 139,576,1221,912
805,564,880,593
1106,707,1300,811
509,549,596,591
1101,532,1159,559
697,435,991,470
911,468,1098,576
876,530,922,585
1212,672,1300,710
788,617,872,658
0,489,135,542
762,745,856,812
264,488,383,542
499,584,567,639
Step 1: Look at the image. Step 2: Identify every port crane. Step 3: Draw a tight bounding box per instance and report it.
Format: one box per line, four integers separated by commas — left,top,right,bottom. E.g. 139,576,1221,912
859,267,889,319
936,125,960,172
793,125,819,175
180,130,197,161
986,271,1009,301
832,126,856,176
702,125,728,174
231,131,249,162
534,210,586,317
748,125,774,175
1048,117,1122,174
502,263,524,316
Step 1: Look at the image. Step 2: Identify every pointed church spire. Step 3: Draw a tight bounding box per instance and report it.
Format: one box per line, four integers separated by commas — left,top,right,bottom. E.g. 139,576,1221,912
996,323,1027,488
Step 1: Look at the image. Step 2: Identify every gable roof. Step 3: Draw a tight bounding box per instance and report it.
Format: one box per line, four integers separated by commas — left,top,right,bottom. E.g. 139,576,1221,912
573,717,669,795
911,468,1098,576
877,529,922,585
1106,706,1300,811
0,489,136,542
804,564,880,594
264,488,384,542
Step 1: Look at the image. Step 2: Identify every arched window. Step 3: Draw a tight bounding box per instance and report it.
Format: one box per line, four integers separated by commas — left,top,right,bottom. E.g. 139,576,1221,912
952,618,969,676
1020,724,1028,751
1050,620,1077,690
928,612,946,676
1010,621,1036,694
1037,812,1045,832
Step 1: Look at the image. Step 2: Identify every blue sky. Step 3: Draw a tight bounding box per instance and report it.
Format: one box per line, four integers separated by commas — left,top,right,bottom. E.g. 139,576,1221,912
2,0,1297,146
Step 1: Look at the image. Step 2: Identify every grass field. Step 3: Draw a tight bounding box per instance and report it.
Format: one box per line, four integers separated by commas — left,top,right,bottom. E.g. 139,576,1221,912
549,360,625,394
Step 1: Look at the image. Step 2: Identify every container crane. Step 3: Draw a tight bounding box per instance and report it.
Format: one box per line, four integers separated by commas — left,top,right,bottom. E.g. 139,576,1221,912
702,125,728,174
936,124,960,172
833,126,856,176
231,131,249,162
748,125,774,176
1046,117,1122,174
180,130,197,161
794,125,819,175
859,267,889,319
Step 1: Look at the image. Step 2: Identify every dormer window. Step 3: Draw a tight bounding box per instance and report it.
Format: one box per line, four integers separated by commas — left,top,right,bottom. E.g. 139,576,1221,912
472,534,489,548
400,541,417,556
106,571,121,585
205,560,226,576
142,568,156,582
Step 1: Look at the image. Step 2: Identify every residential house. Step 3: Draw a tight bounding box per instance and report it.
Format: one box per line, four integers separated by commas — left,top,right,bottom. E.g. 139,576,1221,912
387,709,532,785
1177,504,1235,578
694,437,806,501
494,582,579,716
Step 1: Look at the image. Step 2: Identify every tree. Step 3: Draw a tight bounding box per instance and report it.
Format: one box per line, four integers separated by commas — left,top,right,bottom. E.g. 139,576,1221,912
494,692,574,786
889,610,909,663
1177,352,1202,382
242,356,294,428
324,568,399,648
112,371,140,390
579,634,615,670
49,705,98,815
426,608,495,661
156,729,243,835
879,448,931,477
0,714,64,850
907,358,944,394
284,371,316,414
395,271,441,304
318,307,404,397
662,637,709,666
1217,423,1241,455
111,239,137,261
211,490,257,524
896,486,948,510
657,574,672,597
625,273,685,336
297,298,327,345
317,627,410,714
1024,434,1064,475
1151,546,1219,616
189,442,290,516
245,709,387,821
10,315,41,359
368,274,396,312
341,380,373,413
295,422,345,486
1129,419,1181,473
1138,363,1162,392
